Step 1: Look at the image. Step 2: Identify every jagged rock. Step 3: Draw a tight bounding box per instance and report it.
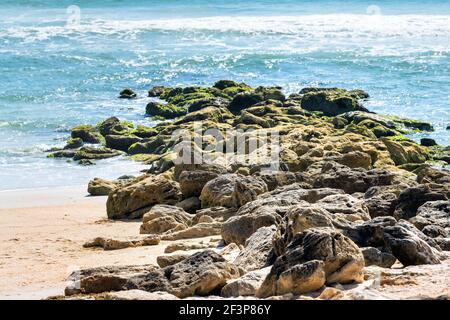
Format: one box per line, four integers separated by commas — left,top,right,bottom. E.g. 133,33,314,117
199,174,267,208
416,165,450,184
157,254,190,268
179,170,220,198
361,247,396,268
233,226,276,273
105,134,141,152
221,267,271,297
315,194,371,222
257,228,364,297
384,224,442,266
342,216,397,248
160,222,222,240
421,225,449,238
221,186,344,245
381,138,428,165
140,204,191,235
98,117,132,136
393,184,449,220
83,235,160,250
165,250,240,298
364,191,398,218
255,171,305,191
313,162,397,194
411,201,449,232
106,175,182,219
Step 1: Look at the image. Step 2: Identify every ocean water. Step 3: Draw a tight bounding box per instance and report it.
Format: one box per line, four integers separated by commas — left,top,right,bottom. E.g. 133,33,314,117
0,0,449,191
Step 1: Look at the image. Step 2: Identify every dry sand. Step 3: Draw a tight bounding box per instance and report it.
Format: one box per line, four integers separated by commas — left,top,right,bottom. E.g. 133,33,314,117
0,186,168,300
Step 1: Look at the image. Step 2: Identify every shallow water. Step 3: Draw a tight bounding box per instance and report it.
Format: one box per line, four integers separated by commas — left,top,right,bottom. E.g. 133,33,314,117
0,0,449,190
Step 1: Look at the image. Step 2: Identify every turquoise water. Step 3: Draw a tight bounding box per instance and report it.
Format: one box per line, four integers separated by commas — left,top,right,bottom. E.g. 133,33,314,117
0,0,449,190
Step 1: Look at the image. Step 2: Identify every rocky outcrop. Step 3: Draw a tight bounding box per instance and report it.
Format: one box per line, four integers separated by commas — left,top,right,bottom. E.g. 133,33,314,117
221,267,271,297
106,175,182,219
361,247,396,268
83,235,160,250
257,228,364,297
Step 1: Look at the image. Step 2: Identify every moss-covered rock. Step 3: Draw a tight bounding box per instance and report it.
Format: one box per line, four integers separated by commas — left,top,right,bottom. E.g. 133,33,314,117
73,146,122,160
300,88,368,116
130,125,158,138
63,138,83,150
105,134,142,152
148,85,166,97
128,135,171,155
145,102,187,119
71,125,103,144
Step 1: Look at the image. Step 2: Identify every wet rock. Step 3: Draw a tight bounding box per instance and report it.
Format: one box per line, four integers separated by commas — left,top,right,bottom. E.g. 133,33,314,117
73,146,122,160
105,134,141,152
361,247,396,268
140,204,191,235
145,102,187,119
64,138,83,150
148,85,166,97
119,88,137,99
300,88,368,116
420,138,437,147
233,226,276,273
106,175,182,219
71,125,102,144
98,117,132,136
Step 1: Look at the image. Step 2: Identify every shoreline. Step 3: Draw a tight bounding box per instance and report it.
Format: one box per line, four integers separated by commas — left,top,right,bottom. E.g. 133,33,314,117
0,186,161,299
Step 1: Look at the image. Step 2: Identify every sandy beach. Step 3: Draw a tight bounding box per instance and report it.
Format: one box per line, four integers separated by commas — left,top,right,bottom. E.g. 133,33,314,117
0,186,168,299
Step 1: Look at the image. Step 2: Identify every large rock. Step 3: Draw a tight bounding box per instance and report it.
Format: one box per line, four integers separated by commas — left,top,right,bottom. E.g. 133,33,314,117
106,175,182,219
233,226,276,273
410,200,450,231
87,178,120,196
65,250,240,298
140,204,191,235
300,88,368,116
199,174,267,208
73,146,122,161
313,162,397,194
165,250,240,298
256,228,364,297
384,224,442,266
65,264,169,296
221,186,344,245
393,184,449,220
71,125,102,144
315,194,371,222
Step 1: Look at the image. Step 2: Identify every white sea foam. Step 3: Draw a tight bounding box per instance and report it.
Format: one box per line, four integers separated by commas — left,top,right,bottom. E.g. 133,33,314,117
2,14,450,41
